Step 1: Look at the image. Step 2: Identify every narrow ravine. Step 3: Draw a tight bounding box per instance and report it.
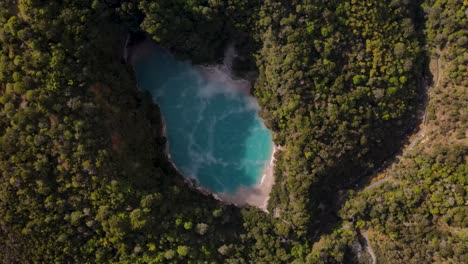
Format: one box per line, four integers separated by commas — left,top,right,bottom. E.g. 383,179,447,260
359,55,443,263
363,55,441,192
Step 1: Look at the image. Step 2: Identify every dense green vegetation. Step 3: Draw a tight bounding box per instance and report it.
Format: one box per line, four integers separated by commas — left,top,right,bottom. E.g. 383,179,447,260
0,0,465,263
342,147,467,263
305,0,467,263
253,0,425,240
137,0,260,64
0,1,246,262
137,0,427,240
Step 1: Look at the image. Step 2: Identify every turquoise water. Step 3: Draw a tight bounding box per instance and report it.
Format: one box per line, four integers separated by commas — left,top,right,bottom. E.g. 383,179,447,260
135,49,273,194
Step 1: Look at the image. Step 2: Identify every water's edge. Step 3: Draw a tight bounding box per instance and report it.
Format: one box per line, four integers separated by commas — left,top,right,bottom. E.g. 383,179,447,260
126,34,276,210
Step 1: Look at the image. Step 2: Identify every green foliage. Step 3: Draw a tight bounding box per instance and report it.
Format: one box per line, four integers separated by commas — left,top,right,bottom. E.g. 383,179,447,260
306,228,358,263
0,1,246,262
0,0,465,263
253,0,424,240
195,223,209,235
176,245,190,257
341,145,467,263
137,0,261,63
425,0,467,86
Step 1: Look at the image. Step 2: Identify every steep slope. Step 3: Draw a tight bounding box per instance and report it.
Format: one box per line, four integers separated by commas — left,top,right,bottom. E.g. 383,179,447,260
0,0,465,263
0,1,246,262
313,0,467,263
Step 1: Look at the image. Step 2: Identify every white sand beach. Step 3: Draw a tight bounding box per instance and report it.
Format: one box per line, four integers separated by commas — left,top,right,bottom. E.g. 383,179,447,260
216,145,277,210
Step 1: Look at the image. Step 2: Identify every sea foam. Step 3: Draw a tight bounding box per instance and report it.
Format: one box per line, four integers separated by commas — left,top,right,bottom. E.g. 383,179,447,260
135,46,273,194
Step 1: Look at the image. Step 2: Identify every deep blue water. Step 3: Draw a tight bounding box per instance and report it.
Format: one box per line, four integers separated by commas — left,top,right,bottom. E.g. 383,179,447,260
135,49,273,194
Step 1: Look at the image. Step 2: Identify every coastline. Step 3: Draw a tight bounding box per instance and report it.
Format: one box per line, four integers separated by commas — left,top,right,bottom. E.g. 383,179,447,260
215,144,277,210
127,37,169,153
127,35,277,210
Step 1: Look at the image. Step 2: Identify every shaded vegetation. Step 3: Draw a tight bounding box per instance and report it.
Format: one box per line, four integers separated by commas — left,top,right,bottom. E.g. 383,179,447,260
0,0,465,263
0,1,246,262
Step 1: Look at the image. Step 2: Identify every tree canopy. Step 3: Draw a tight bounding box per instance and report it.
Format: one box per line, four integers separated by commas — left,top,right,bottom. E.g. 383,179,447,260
0,0,466,263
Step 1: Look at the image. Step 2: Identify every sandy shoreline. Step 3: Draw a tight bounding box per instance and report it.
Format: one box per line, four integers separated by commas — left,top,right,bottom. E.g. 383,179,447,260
215,145,277,210
127,36,277,210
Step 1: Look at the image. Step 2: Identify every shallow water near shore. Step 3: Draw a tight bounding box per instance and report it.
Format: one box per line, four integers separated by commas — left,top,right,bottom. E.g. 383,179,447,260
134,48,273,194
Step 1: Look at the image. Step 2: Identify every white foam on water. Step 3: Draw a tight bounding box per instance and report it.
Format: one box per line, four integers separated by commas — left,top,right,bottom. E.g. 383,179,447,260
135,42,275,205
196,45,253,99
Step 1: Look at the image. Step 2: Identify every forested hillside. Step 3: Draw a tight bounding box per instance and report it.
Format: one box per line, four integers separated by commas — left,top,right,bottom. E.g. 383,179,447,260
308,0,467,262
253,0,425,240
0,0,466,263
0,1,246,262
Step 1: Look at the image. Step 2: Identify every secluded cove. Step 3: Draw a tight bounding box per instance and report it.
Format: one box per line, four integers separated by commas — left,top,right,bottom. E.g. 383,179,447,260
134,47,274,200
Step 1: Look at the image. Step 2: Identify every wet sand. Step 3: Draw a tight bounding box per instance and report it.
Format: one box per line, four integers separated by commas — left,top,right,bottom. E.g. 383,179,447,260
215,145,277,210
